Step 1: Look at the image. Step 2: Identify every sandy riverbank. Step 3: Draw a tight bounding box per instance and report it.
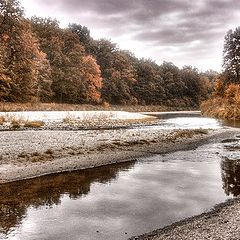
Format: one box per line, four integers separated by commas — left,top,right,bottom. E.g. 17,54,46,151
0,127,239,184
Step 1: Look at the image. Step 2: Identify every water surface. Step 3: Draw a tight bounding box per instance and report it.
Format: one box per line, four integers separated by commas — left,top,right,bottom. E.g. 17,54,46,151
1,137,240,240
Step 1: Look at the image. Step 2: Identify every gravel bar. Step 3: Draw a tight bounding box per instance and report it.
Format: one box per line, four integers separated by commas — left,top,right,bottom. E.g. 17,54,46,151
0,127,239,184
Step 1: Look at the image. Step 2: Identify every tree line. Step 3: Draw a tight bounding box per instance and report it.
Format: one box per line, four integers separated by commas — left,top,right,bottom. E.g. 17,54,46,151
0,0,215,107
201,27,240,120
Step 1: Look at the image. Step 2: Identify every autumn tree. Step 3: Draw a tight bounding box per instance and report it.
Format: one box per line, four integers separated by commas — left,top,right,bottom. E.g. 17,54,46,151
0,43,11,100
31,17,71,102
36,56,53,102
134,59,164,105
0,0,52,102
199,70,217,97
79,55,102,103
60,35,102,103
90,38,118,74
68,23,93,54
158,62,184,106
0,1,211,107
201,27,240,120
180,66,202,105
224,83,240,105
32,17,102,103
212,78,225,97
106,50,137,104
223,27,240,83
90,39,138,104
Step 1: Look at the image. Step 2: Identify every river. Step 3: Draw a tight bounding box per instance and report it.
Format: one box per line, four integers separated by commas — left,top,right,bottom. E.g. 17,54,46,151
0,114,239,240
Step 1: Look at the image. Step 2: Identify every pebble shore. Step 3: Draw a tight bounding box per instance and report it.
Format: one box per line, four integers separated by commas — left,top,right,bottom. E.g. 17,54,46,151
130,198,240,240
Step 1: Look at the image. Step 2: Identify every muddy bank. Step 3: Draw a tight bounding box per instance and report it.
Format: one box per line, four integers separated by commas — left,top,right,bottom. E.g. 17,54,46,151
0,127,239,183
130,198,240,240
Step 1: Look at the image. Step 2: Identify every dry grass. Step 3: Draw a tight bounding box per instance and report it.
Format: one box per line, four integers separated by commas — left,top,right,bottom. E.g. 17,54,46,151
0,116,5,125
102,101,110,109
171,129,208,140
23,121,45,128
11,119,22,129
17,149,55,163
7,118,45,129
62,114,76,124
0,102,196,113
45,149,54,155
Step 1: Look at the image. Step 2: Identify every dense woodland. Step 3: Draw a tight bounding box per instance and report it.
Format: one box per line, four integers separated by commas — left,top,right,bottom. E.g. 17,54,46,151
0,0,216,108
201,27,240,120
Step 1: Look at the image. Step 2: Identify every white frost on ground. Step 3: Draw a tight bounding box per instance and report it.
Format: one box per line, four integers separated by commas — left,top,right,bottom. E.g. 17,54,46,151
0,111,152,122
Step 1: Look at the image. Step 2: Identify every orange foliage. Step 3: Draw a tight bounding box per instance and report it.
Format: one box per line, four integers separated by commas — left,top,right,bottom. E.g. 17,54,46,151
201,82,240,120
213,78,224,97
81,55,102,103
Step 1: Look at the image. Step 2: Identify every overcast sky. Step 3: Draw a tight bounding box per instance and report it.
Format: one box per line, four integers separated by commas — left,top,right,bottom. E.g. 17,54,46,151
19,0,240,71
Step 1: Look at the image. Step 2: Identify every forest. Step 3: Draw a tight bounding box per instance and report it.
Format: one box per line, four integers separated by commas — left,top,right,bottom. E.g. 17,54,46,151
0,0,218,108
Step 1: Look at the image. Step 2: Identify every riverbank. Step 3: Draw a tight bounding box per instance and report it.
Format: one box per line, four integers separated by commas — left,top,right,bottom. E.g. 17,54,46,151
0,127,239,184
130,197,240,240
0,102,196,112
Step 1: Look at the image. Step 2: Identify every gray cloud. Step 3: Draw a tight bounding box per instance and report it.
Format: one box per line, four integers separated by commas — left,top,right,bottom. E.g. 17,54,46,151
21,0,240,70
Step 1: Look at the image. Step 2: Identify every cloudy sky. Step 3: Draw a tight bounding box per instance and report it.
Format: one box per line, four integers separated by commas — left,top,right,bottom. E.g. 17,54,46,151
19,0,240,71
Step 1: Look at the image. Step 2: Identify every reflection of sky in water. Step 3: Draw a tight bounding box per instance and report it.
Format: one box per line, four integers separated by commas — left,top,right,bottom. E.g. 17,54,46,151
2,142,235,240
143,117,222,130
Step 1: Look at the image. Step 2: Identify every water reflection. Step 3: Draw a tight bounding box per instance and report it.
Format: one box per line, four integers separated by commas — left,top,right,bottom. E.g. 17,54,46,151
222,119,240,128
0,161,135,235
142,117,222,130
221,136,240,197
221,158,240,197
1,138,240,240
0,147,231,240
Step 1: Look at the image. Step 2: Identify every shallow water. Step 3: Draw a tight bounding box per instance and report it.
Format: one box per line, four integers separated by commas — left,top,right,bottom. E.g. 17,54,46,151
142,116,222,130
1,137,240,240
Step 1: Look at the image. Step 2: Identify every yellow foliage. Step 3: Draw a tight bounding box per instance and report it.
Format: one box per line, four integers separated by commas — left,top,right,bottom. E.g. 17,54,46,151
201,83,240,120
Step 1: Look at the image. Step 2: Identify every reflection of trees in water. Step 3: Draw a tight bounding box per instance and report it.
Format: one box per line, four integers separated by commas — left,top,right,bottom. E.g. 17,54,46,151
0,161,135,235
221,158,240,197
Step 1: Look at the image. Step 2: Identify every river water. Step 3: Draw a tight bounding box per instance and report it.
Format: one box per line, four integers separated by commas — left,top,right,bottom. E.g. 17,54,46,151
0,114,240,240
